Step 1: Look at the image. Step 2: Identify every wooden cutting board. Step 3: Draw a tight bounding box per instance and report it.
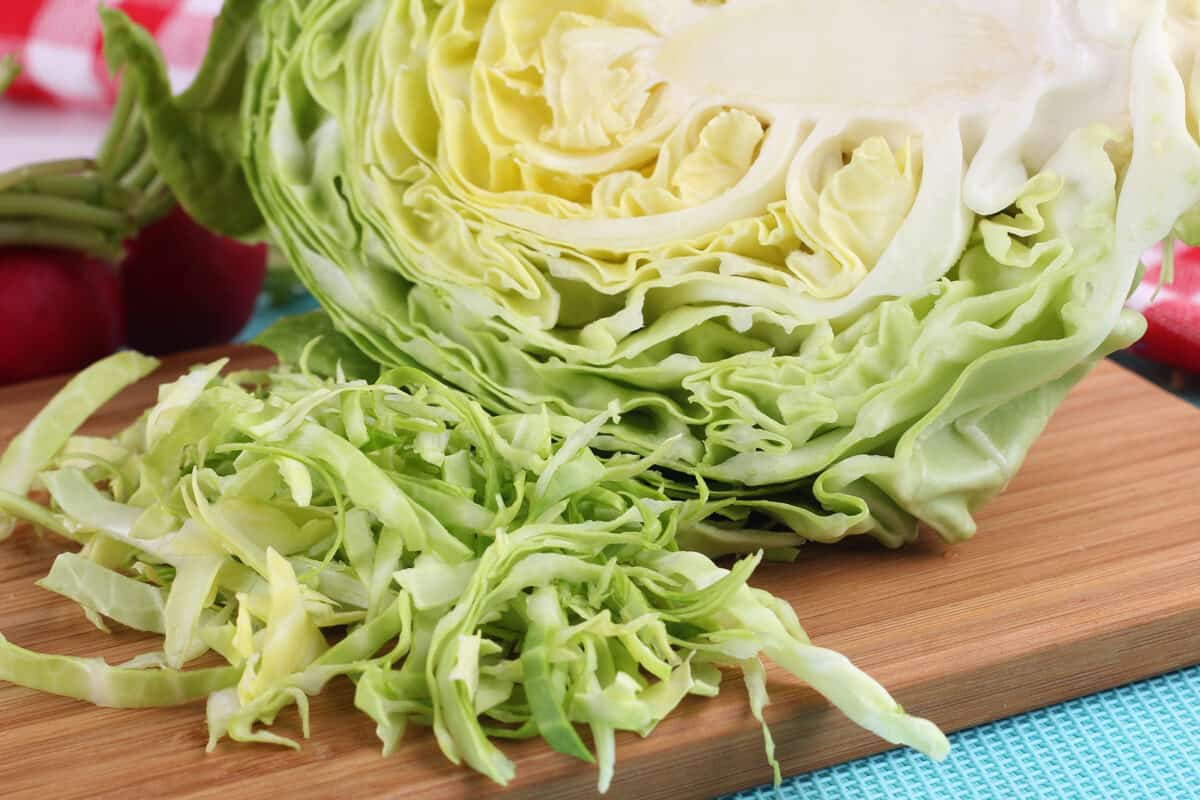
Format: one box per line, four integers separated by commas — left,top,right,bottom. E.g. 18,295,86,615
0,347,1198,800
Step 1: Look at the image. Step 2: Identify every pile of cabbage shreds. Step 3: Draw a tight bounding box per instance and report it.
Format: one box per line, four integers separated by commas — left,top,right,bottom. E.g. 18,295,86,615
0,329,947,791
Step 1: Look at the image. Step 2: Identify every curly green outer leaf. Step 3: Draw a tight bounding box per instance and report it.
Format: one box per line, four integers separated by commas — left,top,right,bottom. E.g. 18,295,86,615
98,2,263,237
253,311,381,382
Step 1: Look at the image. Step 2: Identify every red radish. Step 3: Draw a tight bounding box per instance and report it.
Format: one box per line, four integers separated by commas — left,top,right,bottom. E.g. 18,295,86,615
0,250,125,388
1129,246,1200,374
0,247,125,385
121,206,268,356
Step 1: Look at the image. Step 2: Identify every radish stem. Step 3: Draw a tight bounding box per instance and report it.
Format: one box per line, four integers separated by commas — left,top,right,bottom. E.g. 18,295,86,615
0,160,97,194
0,221,121,259
0,55,16,95
131,176,173,225
11,174,138,208
106,116,148,185
97,81,137,175
121,149,158,192
0,195,129,231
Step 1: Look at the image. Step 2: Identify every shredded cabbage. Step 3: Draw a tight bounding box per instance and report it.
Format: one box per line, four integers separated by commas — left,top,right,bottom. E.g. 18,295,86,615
0,349,947,789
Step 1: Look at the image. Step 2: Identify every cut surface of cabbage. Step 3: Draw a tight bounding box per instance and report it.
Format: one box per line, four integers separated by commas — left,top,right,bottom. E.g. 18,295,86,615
98,0,1200,545
147,0,1187,550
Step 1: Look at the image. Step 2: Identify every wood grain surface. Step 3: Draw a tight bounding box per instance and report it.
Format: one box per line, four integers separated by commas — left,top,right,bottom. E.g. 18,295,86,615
0,348,1198,800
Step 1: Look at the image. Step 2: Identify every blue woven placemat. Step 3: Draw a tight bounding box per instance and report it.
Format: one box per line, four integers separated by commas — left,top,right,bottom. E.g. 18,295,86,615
721,665,1200,800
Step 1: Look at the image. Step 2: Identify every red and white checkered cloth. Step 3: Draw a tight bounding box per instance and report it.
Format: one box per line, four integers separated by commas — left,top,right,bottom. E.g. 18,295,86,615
0,0,217,108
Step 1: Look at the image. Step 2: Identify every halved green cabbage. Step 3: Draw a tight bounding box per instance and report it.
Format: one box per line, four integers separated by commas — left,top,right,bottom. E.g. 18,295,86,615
102,0,1200,551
